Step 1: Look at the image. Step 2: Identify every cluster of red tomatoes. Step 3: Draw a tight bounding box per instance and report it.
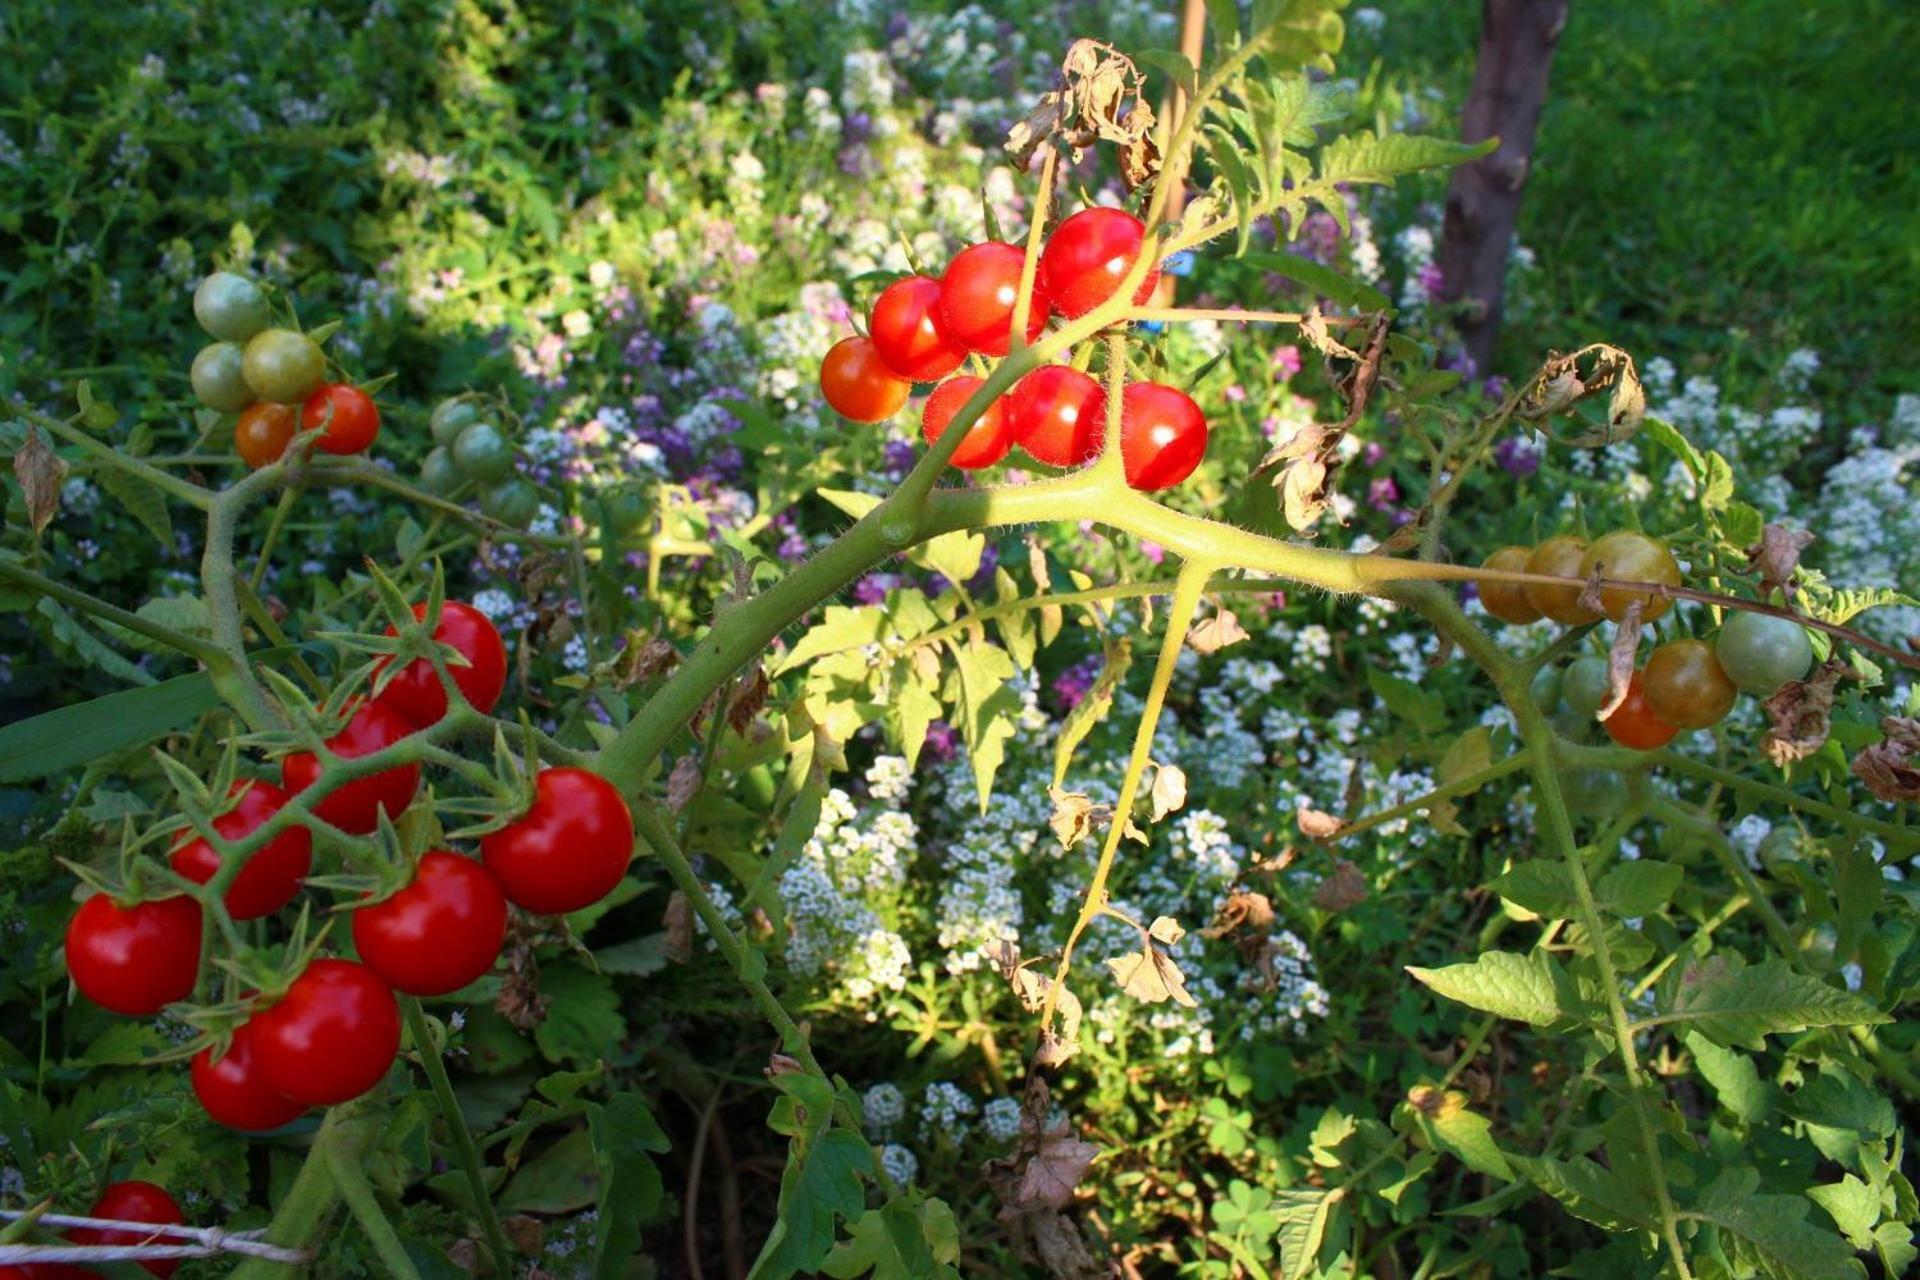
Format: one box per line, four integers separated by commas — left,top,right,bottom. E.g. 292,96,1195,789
816,207,1210,490
1481,531,1815,748
187,271,380,470
61,602,637,1130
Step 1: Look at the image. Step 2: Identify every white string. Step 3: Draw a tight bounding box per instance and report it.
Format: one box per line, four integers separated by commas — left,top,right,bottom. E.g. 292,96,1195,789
0,1209,309,1265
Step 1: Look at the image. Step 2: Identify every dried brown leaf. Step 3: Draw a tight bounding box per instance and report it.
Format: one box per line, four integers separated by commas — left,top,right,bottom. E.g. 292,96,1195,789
13,426,67,536
1311,859,1368,913
1106,939,1196,1007
1852,716,1920,803
1048,787,1095,850
1296,807,1345,840
1203,890,1276,939
1748,524,1815,599
663,890,694,965
666,754,703,813
1187,607,1250,655
1149,764,1187,822
1599,600,1645,721
1761,657,1853,767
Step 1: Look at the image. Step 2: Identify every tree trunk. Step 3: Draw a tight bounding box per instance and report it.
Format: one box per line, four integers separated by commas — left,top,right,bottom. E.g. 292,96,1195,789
1436,0,1571,376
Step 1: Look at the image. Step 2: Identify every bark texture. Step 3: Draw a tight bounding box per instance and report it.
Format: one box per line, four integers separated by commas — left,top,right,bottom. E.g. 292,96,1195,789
1436,0,1572,375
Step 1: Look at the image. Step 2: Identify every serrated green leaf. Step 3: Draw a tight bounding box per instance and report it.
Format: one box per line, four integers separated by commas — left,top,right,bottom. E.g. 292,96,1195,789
950,638,1019,810
1695,1167,1865,1279
1807,1175,1880,1251
532,964,626,1064
94,465,173,547
919,529,984,592
1242,250,1391,312
774,605,889,675
1407,950,1577,1026
1594,860,1683,916
1272,1186,1339,1280
750,1076,872,1280
1506,1152,1655,1232
499,1126,599,1213
820,1193,960,1280
589,1093,670,1279
1488,862,1575,917
884,664,942,769
1658,954,1888,1049
1134,47,1198,99
38,598,153,685
1317,130,1496,189
1722,500,1766,549
0,671,214,782
1641,414,1706,480
1702,450,1737,511
1683,1031,1769,1123
1415,1100,1513,1180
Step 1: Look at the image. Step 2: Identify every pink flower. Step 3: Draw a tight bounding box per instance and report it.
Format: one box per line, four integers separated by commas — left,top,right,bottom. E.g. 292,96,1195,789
1271,345,1303,379
1224,384,1247,403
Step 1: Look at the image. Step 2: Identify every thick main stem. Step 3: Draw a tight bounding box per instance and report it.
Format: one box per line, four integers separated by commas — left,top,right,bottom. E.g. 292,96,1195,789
402,997,515,1277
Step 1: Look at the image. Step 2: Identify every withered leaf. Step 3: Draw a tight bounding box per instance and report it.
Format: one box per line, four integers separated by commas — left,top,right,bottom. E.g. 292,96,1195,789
1015,1132,1100,1212
1203,890,1276,939
1006,962,1084,1067
13,425,67,536
1149,764,1187,822
1598,599,1645,721
666,753,703,813
1761,657,1853,767
1852,716,1920,803
1296,807,1345,840
1106,938,1196,1007
1311,859,1368,912
1146,915,1184,946
663,890,694,964
1187,606,1250,655
1048,787,1095,850
1748,524,1815,599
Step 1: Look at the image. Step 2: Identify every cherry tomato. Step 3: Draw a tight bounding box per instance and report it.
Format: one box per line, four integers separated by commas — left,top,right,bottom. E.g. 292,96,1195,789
429,399,479,446
1524,536,1602,625
301,384,380,456
64,894,202,1016
869,275,967,381
1579,530,1681,622
938,242,1048,357
70,1180,184,1279
1478,545,1542,625
233,402,298,471
251,959,401,1107
375,601,508,727
451,421,515,482
194,271,271,343
1119,382,1208,490
1009,365,1103,467
1040,208,1160,319
190,342,254,413
1601,672,1679,750
0,1262,104,1278
280,700,420,835
169,779,312,920
482,768,633,914
1715,611,1814,695
1642,638,1737,729
921,376,1013,470
352,853,508,996
480,478,540,527
819,336,911,422
191,1018,307,1132
1529,665,1563,712
242,329,327,405
1561,656,1611,719
420,447,462,495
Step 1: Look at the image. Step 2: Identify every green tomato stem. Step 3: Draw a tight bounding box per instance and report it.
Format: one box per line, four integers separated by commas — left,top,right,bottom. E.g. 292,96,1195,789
401,997,515,1278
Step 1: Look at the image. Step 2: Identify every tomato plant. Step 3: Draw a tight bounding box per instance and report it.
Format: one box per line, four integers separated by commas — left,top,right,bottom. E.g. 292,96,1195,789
481,767,633,914
1581,529,1681,622
232,402,298,471
168,779,311,919
1524,535,1602,625
818,335,910,422
869,275,966,381
189,342,253,414
241,329,327,405
191,1019,309,1132
373,600,508,726
1642,637,1737,729
350,852,507,996
921,376,1013,470
279,700,421,835
1040,207,1159,319
63,894,202,1016
939,241,1049,356
192,271,270,343
69,1181,184,1279
1716,609,1815,694
250,959,402,1107
1601,672,1680,749
300,383,381,456
1118,381,1207,490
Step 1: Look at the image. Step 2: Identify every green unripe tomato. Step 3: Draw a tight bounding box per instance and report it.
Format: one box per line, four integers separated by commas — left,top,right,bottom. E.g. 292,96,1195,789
1560,767,1627,818
242,328,327,404
193,271,271,342
479,477,538,527
430,399,480,446
419,447,462,495
1561,657,1611,719
1548,700,1595,744
1715,611,1814,696
1757,827,1805,875
604,488,649,537
739,763,778,813
190,341,254,413
1529,665,1564,713
452,422,515,481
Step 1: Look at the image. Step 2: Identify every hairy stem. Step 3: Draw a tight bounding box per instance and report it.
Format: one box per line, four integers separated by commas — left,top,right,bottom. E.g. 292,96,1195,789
402,998,515,1277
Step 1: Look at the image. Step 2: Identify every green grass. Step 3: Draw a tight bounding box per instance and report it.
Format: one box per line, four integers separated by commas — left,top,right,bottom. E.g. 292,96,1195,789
1377,0,1918,415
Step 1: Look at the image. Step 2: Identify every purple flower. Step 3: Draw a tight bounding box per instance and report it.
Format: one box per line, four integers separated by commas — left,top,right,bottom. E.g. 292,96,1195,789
883,440,919,476
1416,262,1445,301
1140,540,1166,566
1367,477,1399,510
1363,442,1386,467
923,720,959,761
1050,656,1101,711
1493,435,1543,478
1271,345,1304,380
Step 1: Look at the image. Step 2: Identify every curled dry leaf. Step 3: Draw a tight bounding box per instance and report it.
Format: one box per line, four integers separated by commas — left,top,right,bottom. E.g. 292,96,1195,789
1761,657,1854,767
1203,890,1276,939
1852,716,1920,803
1106,929,1197,1007
1005,39,1160,189
1598,599,1646,721
13,425,67,536
1149,763,1187,822
725,664,770,736
1259,312,1391,532
1296,807,1346,841
1311,859,1368,913
1048,787,1096,850
662,890,694,965
999,943,1085,1067
1517,344,1645,447
984,1078,1105,1278
1748,523,1815,599
1186,606,1250,655
665,753,703,813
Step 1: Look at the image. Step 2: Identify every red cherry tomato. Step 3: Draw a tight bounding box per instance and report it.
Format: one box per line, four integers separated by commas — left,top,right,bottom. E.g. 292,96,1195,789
819,336,912,422
280,700,420,835
1601,672,1680,750
0,1262,104,1278
482,768,633,914
921,376,1013,470
352,853,508,996
868,275,966,381
374,601,509,727
1009,365,1104,467
251,959,401,1107
300,383,381,456
233,402,297,471
1119,382,1209,490
191,1019,307,1132
70,1180,184,1279
169,780,311,920
1040,208,1160,319
938,242,1048,357
65,895,202,1016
